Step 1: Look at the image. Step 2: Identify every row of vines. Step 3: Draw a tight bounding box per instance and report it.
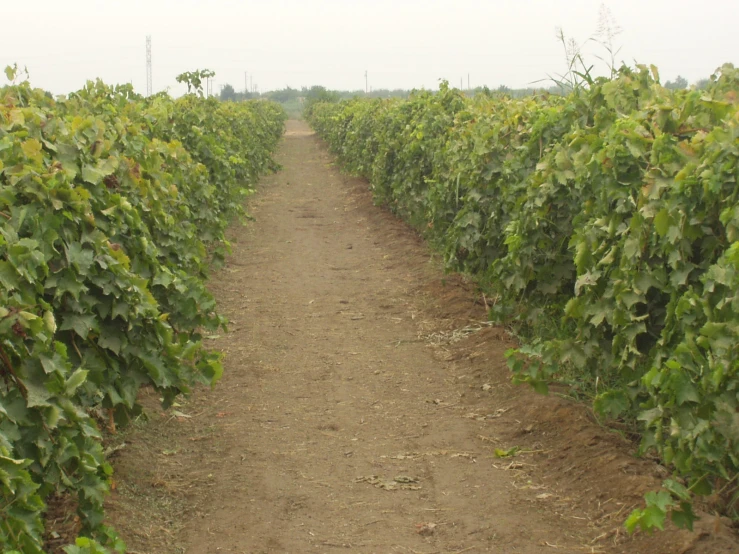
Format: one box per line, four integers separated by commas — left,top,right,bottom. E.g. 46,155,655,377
0,68,286,553
307,64,739,531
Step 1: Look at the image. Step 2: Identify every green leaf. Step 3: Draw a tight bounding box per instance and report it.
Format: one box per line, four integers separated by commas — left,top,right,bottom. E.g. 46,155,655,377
20,139,43,163
670,501,697,531
644,505,667,531
65,369,89,395
65,243,94,275
98,329,123,355
645,490,674,512
593,390,630,418
574,241,592,273
662,479,690,502
25,382,53,408
81,165,108,185
653,209,670,237
59,314,96,338
43,311,57,334
671,373,700,405
0,261,20,290
625,509,645,534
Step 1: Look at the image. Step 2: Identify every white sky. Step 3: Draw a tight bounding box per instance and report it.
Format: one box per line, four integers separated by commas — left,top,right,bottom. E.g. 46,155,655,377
2,0,737,96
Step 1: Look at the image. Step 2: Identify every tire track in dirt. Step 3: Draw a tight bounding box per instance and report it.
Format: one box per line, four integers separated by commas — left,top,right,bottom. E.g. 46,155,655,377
106,120,738,554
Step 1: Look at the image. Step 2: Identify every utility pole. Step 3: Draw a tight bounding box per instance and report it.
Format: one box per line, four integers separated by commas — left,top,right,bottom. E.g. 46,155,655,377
365,70,368,94
245,72,248,95
468,73,470,91
145,35,152,96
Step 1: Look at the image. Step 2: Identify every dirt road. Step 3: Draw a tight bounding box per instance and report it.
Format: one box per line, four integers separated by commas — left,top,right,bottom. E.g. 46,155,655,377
106,121,737,554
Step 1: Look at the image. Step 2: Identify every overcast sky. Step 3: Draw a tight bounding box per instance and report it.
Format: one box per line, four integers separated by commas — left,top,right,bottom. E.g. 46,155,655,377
2,0,737,96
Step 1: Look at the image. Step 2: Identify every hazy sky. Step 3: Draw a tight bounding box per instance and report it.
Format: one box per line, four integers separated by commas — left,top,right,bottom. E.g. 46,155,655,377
2,0,737,96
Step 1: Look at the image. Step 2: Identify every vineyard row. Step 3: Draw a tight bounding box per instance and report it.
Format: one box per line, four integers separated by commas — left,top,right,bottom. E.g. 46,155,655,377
0,71,286,553
307,64,739,531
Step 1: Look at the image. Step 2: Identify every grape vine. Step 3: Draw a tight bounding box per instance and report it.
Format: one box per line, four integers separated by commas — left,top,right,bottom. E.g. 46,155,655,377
0,68,286,553
307,63,739,531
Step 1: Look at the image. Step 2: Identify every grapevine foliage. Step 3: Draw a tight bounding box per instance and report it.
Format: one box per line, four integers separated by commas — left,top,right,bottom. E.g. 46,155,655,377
0,70,285,553
307,65,739,529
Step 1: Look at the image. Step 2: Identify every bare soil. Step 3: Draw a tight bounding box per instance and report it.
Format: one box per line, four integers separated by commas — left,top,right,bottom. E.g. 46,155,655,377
105,121,739,554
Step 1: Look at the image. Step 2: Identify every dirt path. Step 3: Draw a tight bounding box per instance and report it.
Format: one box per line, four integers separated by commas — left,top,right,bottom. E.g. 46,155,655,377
106,121,738,554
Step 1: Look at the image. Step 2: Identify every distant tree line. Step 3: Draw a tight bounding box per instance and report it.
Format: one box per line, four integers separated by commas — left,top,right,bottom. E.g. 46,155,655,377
217,74,714,106
663,75,711,90
219,83,261,101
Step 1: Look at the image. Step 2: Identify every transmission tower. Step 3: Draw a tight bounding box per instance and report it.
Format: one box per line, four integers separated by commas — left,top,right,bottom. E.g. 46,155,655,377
146,36,153,96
